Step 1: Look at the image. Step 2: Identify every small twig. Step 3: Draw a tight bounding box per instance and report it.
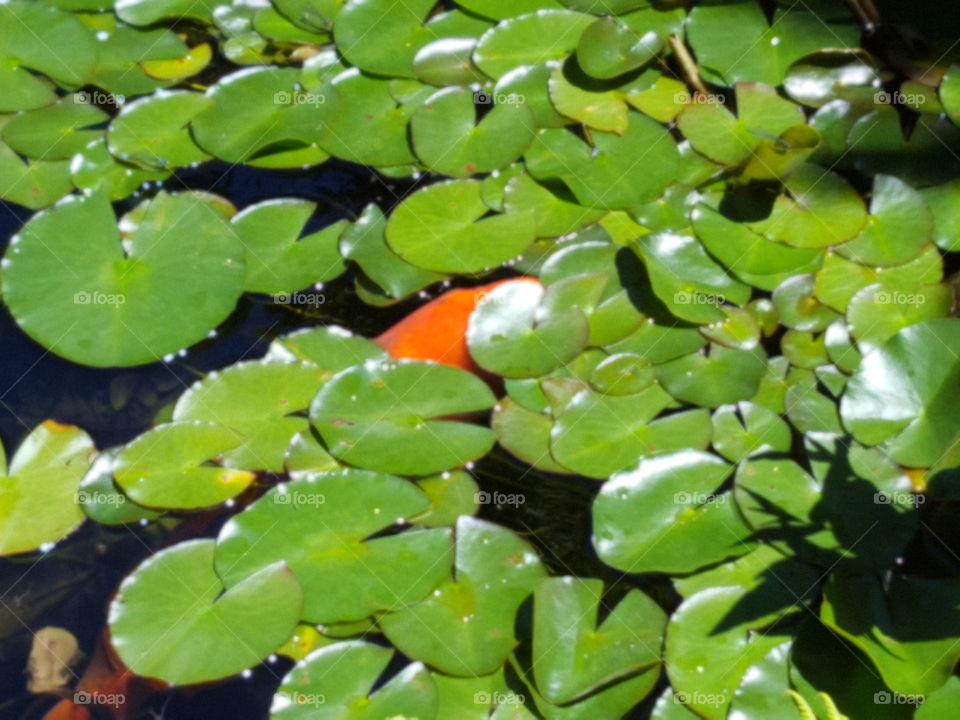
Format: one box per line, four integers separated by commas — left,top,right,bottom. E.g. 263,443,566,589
668,35,710,96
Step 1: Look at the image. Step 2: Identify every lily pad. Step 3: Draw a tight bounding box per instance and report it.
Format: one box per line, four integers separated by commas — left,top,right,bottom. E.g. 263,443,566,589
310,359,496,475
113,421,256,509
271,642,438,719
109,539,302,684
231,199,347,294
657,345,768,408
593,450,754,574
216,470,453,623
2,191,247,366
380,516,546,676
106,91,212,170
3,99,108,161
711,402,792,463
385,179,536,273
576,17,662,79
0,421,94,555
334,0,436,77
473,10,594,79
0,143,73,210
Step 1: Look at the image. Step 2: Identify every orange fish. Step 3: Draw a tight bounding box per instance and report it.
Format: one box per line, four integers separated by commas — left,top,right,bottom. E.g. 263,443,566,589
373,277,539,374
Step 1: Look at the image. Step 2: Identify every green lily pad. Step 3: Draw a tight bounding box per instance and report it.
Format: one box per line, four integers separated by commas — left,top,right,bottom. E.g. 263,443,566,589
492,398,572,474
457,0,564,22
657,345,768,407
547,59,655,134
748,164,868,248
593,450,755,574
411,87,536,177
504,172,605,237
0,2,97,101
920,178,960,252
686,0,858,87
700,305,761,351
340,204,446,300
231,199,347,294
589,353,654,395
847,282,952,355
3,99,107,163
0,421,94,555
106,91,212,170
413,37,487,87
711,402,792,463
525,114,680,208
271,642,438,719
310,359,496,475
334,0,436,77
386,179,536,273
781,329,829,369
380,516,546,676
467,280,588,378
840,318,960,468
191,67,329,167
172,360,329,472
2,191,247,366
550,384,713,478
917,677,960,719
216,470,453,623
772,274,838,332
77,449,162,526
495,62,569,128
70,137,169,202
784,50,882,108
576,17,662,79
116,0,221,24
835,174,933,267
413,470,481,526
109,539,302,684
821,574,960,696
112,421,256,509
473,10,594,79
677,84,804,166
265,325,388,372
0,142,73,210
533,577,666,704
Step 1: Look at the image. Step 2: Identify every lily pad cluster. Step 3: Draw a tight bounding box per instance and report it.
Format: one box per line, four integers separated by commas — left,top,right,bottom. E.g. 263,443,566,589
3,0,960,718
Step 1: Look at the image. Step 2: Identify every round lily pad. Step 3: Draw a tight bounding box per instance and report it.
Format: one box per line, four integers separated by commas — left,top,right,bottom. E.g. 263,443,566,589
2,191,247,367
656,345,768,408
3,99,108,161
473,10,594,79
593,451,752,574
216,470,453,623
847,282,952,355
310,359,496,475
840,318,960,468
271,642,438,719
113,421,256,509
576,17,662,79
106,90,212,170
109,539,302,685
265,325,388,372
385,179,536,274
334,0,436,77
711,402,792,463
0,421,94,556
467,281,589,378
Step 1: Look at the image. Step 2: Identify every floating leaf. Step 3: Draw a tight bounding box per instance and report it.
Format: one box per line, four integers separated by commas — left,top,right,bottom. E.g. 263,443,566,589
711,402,792,463
2,191,246,366
216,470,453,623
657,345,768,408
271,642,438,719
473,10,593,79
310,359,496,475
109,539,302,684
107,91,212,170
576,17,662,79
3,99,108,161
0,421,94,555
386,179,536,273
